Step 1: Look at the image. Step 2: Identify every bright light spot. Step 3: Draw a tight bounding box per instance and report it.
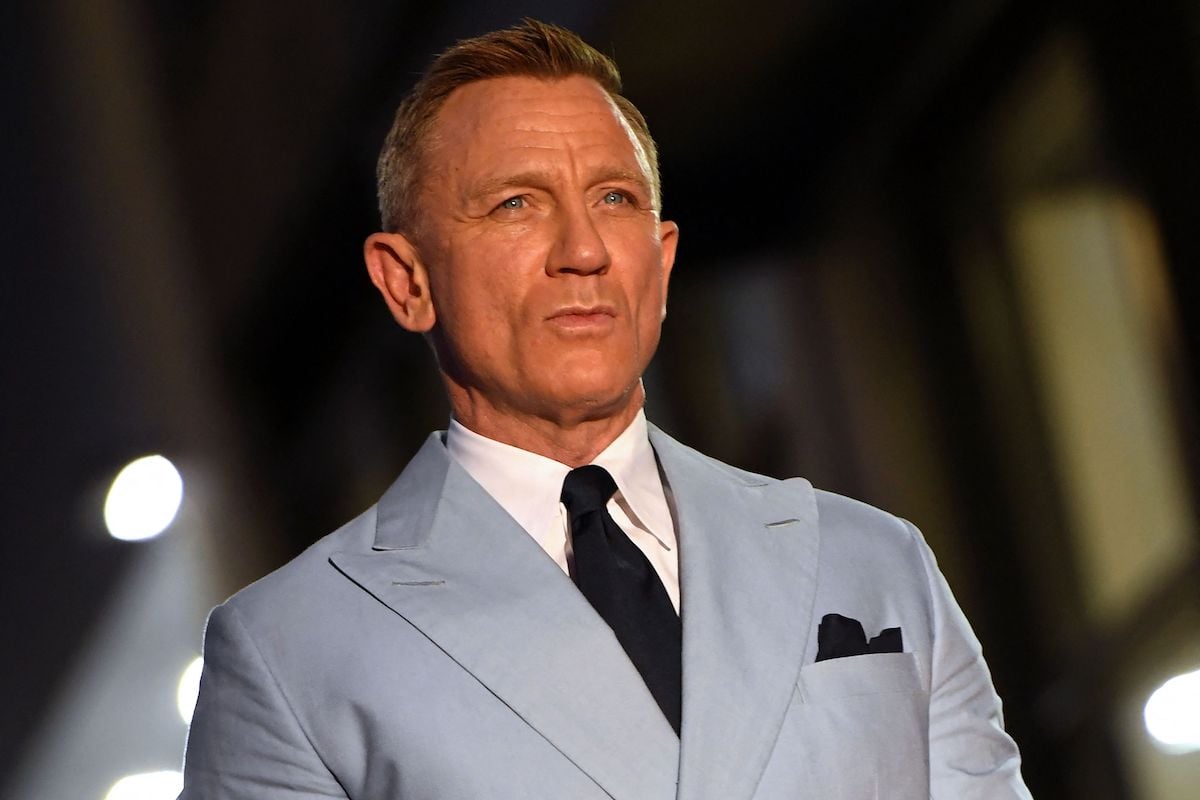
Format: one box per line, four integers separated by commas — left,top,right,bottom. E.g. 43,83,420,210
1144,667,1200,753
104,771,183,800
103,455,183,541
177,656,203,725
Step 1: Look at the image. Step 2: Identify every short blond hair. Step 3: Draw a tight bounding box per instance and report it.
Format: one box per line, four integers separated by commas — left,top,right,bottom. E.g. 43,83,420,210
376,19,660,234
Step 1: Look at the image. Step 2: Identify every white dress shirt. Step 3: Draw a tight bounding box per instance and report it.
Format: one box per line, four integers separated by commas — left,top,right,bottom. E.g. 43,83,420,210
445,410,680,612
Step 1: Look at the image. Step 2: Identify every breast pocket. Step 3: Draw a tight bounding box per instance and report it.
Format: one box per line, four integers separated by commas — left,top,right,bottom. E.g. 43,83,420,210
797,651,926,700
757,653,930,800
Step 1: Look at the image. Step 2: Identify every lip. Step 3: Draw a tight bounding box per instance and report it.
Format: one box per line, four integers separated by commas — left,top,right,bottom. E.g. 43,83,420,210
546,304,617,330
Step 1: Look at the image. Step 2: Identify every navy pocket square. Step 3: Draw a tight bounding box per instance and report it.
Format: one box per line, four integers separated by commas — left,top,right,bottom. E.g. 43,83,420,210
815,613,903,662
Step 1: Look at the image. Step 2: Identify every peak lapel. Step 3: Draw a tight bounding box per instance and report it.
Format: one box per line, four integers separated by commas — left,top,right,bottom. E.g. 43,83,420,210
650,429,819,800
330,434,679,800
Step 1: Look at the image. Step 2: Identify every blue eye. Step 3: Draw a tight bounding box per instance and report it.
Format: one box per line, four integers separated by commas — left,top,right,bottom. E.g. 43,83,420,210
500,196,524,210
603,191,627,205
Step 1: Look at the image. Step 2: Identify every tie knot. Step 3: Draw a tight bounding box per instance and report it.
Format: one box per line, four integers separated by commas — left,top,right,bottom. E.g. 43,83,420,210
560,465,618,517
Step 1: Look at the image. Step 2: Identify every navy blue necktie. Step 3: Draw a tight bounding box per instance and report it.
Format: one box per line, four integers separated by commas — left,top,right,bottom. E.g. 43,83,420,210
561,465,682,735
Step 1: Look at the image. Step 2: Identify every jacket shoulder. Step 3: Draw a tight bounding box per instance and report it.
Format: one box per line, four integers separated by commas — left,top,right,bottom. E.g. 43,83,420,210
812,487,919,546
652,425,918,545
218,504,378,623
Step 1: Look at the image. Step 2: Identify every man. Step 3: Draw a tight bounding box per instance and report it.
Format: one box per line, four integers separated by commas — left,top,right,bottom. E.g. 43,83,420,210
181,19,1032,800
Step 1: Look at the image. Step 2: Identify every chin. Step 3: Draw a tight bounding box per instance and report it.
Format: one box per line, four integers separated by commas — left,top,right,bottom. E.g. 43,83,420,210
542,372,640,419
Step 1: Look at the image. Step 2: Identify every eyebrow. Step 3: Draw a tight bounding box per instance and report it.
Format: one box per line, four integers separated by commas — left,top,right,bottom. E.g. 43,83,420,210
588,167,652,192
467,167,652,200
468,172,552,200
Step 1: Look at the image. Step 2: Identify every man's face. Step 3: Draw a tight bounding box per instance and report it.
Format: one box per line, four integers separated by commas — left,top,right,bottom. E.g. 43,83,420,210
411,75,678,428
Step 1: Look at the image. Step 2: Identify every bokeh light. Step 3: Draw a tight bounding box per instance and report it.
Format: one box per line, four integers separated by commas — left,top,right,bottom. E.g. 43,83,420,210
1144,667,1200,753
103,771,182,800
177,656,203,725
103,455,183,541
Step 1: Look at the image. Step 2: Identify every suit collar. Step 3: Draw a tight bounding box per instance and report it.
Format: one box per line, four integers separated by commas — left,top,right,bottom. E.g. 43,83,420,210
649,426,820,800
371,431,450,550
335,431,680,800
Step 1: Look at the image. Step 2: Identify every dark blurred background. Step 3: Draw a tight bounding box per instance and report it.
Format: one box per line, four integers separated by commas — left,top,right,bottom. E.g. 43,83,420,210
3,1,1199,798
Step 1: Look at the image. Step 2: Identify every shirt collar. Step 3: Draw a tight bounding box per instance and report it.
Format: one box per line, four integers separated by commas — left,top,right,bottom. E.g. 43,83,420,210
591,413,674,549
445,410,673,550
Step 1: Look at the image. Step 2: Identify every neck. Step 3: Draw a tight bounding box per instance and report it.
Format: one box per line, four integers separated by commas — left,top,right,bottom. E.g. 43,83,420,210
446,385,645,467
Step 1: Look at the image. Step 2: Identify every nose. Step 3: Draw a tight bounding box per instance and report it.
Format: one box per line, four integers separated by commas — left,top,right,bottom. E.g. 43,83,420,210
547,201,610,276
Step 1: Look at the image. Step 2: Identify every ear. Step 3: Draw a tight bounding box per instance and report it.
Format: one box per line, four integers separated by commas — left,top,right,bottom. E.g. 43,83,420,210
657,219,679,319
364,232,436,333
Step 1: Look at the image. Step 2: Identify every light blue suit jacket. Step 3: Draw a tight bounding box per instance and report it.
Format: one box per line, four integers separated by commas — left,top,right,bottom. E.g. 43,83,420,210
181,426,1032,799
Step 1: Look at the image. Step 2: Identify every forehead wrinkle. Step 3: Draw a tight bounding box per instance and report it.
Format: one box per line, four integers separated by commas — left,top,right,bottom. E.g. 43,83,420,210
464,90,616,135
427,75,656,210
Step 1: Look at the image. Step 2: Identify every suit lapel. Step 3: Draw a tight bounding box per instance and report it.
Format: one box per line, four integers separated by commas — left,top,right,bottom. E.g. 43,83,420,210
330,433,679,800
650,428,820,800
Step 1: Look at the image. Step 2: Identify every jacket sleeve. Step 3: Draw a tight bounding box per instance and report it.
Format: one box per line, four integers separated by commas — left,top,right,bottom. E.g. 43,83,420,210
179,602,348,799
905,520,1035,800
